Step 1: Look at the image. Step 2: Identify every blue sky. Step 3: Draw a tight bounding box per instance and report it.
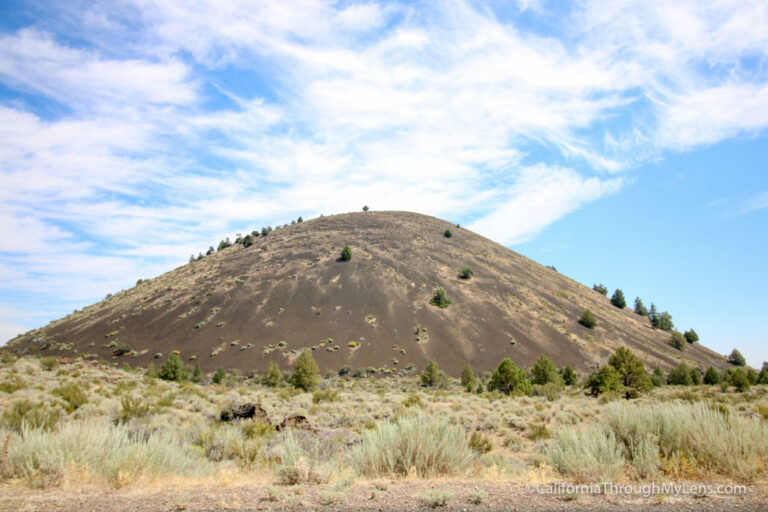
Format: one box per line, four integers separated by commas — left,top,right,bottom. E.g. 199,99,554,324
0,0,766,366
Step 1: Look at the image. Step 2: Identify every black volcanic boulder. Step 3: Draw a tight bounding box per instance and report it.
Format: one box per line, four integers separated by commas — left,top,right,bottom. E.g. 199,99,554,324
277,415,314,432
219,403,269,422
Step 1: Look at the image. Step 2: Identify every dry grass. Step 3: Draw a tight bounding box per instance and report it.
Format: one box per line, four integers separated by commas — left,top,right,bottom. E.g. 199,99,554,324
0,356,767,490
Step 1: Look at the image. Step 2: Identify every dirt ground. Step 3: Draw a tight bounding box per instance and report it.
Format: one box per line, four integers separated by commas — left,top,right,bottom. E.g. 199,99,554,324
2,480,766,512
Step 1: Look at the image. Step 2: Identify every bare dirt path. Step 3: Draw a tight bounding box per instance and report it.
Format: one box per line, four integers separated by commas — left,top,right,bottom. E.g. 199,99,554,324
2,481,766,512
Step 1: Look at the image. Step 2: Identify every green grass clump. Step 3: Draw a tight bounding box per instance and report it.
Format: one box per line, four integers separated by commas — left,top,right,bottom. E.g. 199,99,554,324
352,415,473,477
422,489,454,508
312,389,340,403
2,400,62,432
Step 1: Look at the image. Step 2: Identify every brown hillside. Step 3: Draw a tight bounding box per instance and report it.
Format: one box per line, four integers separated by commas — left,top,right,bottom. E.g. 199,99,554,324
6,211,727,376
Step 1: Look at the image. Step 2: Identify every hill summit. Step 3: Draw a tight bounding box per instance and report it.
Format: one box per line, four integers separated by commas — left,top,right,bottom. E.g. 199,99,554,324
6,211,725,375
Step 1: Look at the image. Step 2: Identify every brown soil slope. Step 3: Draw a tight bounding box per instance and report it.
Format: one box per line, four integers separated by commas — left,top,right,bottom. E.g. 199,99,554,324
6,211,726,375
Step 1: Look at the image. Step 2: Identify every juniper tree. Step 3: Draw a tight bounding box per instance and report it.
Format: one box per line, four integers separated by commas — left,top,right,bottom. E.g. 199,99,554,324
703,366,721,385
340,245,352,262
290,350,319,391
262,361,283,387
592,283,608,296
159,353,187,382
728,349,746,366
670,331,687,351
531,355,562,386
610,289,626,309
634,297,648,317
430,288,452,308
560,366,577,386
608,347,652,398
421,360,445,388
667,362,692,385
488,358,531,395
460,362,477,391
585,365,622,396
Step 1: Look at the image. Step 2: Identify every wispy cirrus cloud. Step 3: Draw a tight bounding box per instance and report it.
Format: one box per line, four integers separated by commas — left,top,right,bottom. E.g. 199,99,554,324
1,0,768,337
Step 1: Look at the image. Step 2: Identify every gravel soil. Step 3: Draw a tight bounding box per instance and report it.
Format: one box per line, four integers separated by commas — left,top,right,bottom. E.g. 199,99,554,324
2,480,766,512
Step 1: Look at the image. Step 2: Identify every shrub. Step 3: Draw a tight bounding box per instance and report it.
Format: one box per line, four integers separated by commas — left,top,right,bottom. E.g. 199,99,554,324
339,245,352,262
667,362,692,385
429,288,452,308
262,362,283,387
592,283,608,296
402,393,424,408
460,362,477,391
421,361,445,388
669,331,686,351
290,350,319,391
117,395,150,423
604,401,768,481
578,309,597,328
758,362,768,385
243,234,254,248
458,266,473,280
362,205,369,212
3,419,213,488
351,415,473,477
443,229,452,238
703,366,721,385
422,490,454,508
651,367,666,387
690,367,702,385
608,347,651,398
468,432,492,454
467,487,487,505
113,344,132,357
585,365,622,397
634,297,648,316
488,358,530,395
212,368,226,384
191,364,204,383
746,368,759,385
531,355,562,386
657,311,674,331
312,389,339,403
2,400,62,432
729,368,750,392
610,289,626,309
272,430,337,485
729,349,746,366
684,329,699,344
546,424,623,482
561,366,577,386
158,353,187,382
51,383,88,413
39,357,59,370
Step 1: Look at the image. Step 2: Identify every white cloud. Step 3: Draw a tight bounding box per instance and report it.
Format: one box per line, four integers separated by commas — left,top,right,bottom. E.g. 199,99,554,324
468,165,624,244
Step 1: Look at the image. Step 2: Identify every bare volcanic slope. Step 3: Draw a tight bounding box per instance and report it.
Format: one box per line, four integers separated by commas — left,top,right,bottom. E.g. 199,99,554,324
6,211,726,376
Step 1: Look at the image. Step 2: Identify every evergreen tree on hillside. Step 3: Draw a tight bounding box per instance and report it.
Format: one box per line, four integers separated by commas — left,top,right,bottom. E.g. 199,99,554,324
728,349,746,367
578,309,597,328
460,362,477,391
585,365,622,396
531,355,562,386
290,350,319,391
684,329,699,344
758,362,768,385
703,366,721,385
658,311,674,331
608,347,652,398
649,303,659,328
670,331,687,351
262,361,283,387
610,289,626,309
592,283,608,296
667,362,692,385
340,245,353,262
159,353,187,382
634,297,648,317
561,366,577,386
488,358,531,395
421,361,445,388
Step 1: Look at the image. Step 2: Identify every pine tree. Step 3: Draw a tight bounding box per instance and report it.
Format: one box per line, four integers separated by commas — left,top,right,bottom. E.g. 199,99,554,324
159,353,187,382
561,366,577,386
460,362,477,391
610,289,626,309
658,311,674,331
728,349,746,366
443,229,452,238
729,368,750,392
531,355,562,386
340,245,352,262
608,347,652,398
191,364,204,383
213,368,226,384
634,297,648,317
667,362,692,385
703,366,721,385
290,350,319,391
649,303,659,327
362,205,369,212
585,365,622,396
243,234,254,248
592,283,608,296
262,361,283,387
488,358,531,395
421,361,445,387
758,362,768,385
683,329,699,344
651,367,666,387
